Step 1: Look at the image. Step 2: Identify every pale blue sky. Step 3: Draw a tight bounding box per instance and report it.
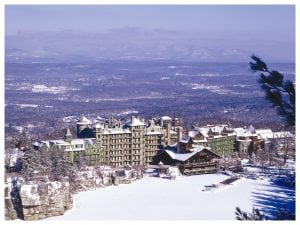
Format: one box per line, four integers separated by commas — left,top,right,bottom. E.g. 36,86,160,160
5,5,295,62
5,5,295,41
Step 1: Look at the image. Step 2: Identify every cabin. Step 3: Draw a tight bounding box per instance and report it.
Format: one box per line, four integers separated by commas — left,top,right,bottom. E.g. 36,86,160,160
152,146,222,175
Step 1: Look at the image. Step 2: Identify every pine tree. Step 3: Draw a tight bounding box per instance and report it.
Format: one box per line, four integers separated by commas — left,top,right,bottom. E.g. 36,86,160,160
21,147,46,178
20,145,75,183
249,55,295,126
49,145,76,184
235,207,265,220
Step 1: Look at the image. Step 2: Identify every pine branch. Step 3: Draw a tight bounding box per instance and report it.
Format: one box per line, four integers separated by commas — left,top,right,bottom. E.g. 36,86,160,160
249,55,295,126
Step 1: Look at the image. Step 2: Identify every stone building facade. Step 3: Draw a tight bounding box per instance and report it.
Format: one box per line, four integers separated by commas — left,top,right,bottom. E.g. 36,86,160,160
234,125,260,158
34,128,105,166
34,114,293,168
77,115,181,167
180,124,237,157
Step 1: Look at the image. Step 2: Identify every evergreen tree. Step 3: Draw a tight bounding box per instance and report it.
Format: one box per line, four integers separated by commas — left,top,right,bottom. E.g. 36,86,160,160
49,145,75,182
249,55,295,126
21,147,47,178
235,207,265,220
21,145,75,183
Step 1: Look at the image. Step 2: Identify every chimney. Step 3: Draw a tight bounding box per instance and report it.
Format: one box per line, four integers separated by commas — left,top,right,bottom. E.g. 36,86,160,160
176,127,182,153
177,126,183,142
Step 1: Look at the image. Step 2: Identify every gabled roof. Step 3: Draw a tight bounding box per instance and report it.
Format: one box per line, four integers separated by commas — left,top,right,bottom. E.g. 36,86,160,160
180,135,191,144
188,130,199,138
198,127,210,137
256,129,273,140
163,146,221,162
126,118,145,127
247,125,256,134
234,127,253,137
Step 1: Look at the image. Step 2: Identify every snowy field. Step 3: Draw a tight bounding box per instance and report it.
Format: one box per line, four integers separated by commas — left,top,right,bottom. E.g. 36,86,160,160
46,173,295,220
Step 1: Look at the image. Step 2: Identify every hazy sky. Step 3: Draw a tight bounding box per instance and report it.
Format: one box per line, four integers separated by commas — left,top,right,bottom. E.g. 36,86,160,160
5,5,295,40
5,5,295,62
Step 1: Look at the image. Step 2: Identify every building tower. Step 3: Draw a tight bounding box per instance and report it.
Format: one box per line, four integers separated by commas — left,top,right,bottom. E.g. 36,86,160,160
77,114,93,138
64,128,73,142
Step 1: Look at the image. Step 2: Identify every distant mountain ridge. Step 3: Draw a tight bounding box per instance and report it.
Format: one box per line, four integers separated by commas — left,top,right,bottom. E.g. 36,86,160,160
5,28,295,63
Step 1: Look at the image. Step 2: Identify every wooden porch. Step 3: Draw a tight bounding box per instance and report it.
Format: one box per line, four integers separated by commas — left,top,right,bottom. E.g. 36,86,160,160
180,161,219,175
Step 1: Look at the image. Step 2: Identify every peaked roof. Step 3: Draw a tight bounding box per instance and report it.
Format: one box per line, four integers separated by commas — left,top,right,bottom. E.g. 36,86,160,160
247,125,256,134
66,128,72,137
126,117,145,127
163,146,221,162
234,127,257,137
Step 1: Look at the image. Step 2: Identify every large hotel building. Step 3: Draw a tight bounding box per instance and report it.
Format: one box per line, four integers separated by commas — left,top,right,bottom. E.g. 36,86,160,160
33,114,294,168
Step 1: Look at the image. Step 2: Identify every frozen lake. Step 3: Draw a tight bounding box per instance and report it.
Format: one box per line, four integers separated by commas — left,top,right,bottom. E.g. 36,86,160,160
46,173,295,220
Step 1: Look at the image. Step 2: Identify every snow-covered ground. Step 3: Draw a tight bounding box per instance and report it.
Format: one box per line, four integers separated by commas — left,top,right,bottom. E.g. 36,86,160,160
46,173,295,220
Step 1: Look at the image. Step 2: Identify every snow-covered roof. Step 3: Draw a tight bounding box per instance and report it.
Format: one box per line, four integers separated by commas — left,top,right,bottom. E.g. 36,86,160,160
170,130,177,135
77,115,92,125
103,129,131,134
32,141,45,148
234,127,252,137
256,129,273,134
165,150,196,162
41,138,97,151
83,138,97,146
160,116,172,120
198,128,209,137
234,128,245,136
164,146,220,162
272,131,294,139
234,126,259,139
146,131,162,135
197,124,234,138
247,125,255,134
126,118,145,127
180,136,190,143
236,139,252,143
257,130,294,140
188,130,199,138
93,123,104,129
192,139,207,143
256,129,273,140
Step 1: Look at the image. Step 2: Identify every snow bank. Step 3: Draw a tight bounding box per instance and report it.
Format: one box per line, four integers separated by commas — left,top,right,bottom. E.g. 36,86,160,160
45,173,294,220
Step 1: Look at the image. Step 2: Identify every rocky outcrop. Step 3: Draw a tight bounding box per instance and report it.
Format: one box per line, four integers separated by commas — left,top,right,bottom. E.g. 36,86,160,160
73,166,143,192
5,166,143,220
19,181,72,220
4,184,18,220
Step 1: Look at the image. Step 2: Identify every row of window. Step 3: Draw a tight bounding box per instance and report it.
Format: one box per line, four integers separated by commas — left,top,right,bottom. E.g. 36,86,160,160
62,144,84,149
145,146,160,150
102,134,130,139
102,144,146,149
109,155,142,161
102,139,131,143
